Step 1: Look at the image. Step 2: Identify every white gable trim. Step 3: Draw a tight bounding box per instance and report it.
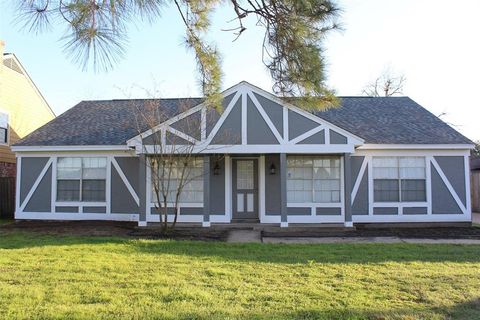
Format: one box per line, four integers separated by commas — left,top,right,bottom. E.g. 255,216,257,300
126,81,364,154
289,125,324,145
247,91,284,143
239,81,365,145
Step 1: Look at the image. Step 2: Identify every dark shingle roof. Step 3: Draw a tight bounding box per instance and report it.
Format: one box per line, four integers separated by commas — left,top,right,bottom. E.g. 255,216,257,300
15,95,471,146
16,98,203,146
315,97,472,144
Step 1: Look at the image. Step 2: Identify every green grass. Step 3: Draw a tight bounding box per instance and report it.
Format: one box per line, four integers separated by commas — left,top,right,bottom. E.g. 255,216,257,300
0,233,479,319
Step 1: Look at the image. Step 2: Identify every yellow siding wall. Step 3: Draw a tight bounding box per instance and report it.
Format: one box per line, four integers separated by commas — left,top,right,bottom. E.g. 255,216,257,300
0,55,55,163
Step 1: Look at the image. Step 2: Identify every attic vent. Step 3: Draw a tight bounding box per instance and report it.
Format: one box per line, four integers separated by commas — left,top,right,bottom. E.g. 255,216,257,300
3,57,23,75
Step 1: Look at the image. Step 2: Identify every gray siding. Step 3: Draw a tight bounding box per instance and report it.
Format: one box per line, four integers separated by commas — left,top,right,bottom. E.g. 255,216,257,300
210,156,225,215
403,207,427,215
180,207,203,215
253,93,283,136
373,207,398,215
151,207,176,215
316,207,341,215
20,157,49,204
247,95,278,144
287,207,311,215
352,161,369,216
288,110,319,140
211,98,242,144
166,132,192,145
115,157,140,194
170,111,201,140
432,165,462,214
330,130,347,144
55,206,79,213
83,206,107,213
265,154,281,215
298,130,325,144
142,132,161,145
206,93,235,137
24,165,52,212
434,156,466,207
111,166,139,214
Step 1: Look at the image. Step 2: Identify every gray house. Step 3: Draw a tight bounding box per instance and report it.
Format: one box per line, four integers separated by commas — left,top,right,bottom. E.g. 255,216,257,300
12,82,473,227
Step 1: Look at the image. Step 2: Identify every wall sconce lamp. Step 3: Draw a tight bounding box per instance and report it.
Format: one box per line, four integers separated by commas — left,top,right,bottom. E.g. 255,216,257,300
213,162,221,175
269,163,276,175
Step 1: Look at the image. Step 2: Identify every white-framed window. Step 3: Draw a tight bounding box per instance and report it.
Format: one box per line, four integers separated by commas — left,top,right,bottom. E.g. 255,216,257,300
150,157,204,203
0,112,8,145
57,157,107,202
373,156,426,202
287,156,341,203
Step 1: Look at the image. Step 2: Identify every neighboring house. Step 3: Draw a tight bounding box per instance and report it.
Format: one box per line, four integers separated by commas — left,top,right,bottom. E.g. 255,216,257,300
0,40,55,216
12,81,473,227
470,157,480,212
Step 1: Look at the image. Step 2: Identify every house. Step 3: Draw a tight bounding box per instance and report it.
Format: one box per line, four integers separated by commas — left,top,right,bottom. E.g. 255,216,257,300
11,81,473,227
470,157,480,212
0,40,55,216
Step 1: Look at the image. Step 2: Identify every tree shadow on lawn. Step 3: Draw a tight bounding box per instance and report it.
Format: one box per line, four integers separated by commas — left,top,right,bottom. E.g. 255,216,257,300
215,298,480,320
1,232,480,265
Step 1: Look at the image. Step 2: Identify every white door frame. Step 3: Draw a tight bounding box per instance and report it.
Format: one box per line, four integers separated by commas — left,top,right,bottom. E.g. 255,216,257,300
227,155,265,222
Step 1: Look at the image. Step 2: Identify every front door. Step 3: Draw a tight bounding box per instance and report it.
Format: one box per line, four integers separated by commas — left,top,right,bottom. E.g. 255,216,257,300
232,159,258,220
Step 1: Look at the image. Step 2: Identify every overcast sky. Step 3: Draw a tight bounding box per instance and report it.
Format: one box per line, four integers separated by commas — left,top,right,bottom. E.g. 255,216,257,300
1,0,479,141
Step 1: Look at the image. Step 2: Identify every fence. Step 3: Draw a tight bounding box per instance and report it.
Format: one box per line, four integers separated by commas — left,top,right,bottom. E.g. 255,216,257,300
0,177,15,219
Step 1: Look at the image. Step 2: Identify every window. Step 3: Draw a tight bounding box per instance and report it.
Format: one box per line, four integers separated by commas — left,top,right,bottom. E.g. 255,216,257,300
287,156,341,203
151,157,204,203
373,157,426,202
57,157,107,202
0,112,8,144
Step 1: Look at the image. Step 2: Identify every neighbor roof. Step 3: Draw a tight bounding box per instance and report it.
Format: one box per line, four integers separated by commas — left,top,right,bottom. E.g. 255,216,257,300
15,95,471,146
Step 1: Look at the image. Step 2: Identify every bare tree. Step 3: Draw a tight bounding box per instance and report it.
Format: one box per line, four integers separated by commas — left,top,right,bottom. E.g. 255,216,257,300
362,70,406,97
130,97,231,232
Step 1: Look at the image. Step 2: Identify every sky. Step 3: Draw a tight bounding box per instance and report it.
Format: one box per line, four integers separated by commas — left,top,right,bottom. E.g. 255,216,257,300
1,0,479,141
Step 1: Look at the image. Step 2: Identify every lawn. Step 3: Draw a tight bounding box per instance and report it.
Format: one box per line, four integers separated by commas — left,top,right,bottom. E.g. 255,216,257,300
0,233,479,319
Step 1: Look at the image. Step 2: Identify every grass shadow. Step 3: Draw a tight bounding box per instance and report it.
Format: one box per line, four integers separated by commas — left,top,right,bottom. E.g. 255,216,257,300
1,232,480,265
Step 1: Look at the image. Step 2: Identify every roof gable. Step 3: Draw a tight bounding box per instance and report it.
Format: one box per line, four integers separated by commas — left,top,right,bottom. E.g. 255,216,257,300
129,82,364,154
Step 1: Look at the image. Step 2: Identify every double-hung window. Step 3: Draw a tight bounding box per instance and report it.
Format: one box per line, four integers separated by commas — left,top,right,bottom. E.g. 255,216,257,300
287,156,341,203
0,112,8,145
373,157,426,202
151,157,204,204
57,157,107,202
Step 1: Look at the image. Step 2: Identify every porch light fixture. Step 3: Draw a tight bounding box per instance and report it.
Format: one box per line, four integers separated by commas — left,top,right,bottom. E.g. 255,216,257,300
213,162,221,175
269,163,276,175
